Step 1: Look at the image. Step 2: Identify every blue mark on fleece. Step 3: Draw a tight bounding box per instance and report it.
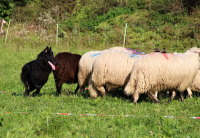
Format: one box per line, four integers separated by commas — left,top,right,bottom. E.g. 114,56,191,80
126,48,146,55
108,49,142,58
90,53,102,58
130,54,141,58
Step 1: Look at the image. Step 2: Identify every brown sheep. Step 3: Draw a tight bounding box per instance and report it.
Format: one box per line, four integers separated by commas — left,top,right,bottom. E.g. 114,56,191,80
53,52,81,95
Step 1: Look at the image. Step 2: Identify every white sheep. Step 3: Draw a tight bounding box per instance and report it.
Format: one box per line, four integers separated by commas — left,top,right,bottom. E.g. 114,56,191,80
187,47,200,53
185,47,200,97
88,50,142,98
168,48,200,99
124,52,200,104
77,50,102,94
190,70,200,96
77,47,144,94
169,69,200,99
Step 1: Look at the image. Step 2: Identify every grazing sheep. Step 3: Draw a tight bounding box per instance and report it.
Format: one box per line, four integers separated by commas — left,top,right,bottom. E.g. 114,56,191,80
77,47,144,94
77,50,102,94
88,50,142,98
170,69,200,99
153,48,198,100
168,48,200,99
53,52,81,95
77,47,125,94
168,47,200,99
124,52,200,104
185,47,200,97
153,49,192,99
154,48,171,98
190,70,200,96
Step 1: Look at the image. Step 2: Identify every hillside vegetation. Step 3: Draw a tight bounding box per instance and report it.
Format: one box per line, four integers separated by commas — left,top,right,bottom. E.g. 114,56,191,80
0,0,200,52
1,0,200,26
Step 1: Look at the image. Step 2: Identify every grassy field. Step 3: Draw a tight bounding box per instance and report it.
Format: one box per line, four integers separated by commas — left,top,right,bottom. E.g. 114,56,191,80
1,38,200,138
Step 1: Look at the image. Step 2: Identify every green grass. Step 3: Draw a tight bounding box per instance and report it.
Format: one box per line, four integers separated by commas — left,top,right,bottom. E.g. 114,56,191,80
1,38,200,138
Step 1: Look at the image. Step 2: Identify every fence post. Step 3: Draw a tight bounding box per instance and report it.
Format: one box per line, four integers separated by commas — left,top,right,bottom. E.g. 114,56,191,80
56,23,58,45
123,23,127,47
5,19,11,43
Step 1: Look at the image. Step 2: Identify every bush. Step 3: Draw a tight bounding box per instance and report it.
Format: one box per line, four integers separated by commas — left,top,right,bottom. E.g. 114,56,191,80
78,6,135,29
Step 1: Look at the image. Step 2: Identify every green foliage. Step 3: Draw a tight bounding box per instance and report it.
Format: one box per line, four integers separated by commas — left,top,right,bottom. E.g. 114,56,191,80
127,0,147,9
0,0,13,20
0,118,3,127
0,0,35,20
0,0,198,31
150,10,188,26
14,0,33,6
124,9,150,26
78,6,135,28
129,31,161,44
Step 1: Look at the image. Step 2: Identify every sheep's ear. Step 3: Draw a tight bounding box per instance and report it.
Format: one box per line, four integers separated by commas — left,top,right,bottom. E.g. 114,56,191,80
191,50,197,53
44,46,49,53
153,48,161,52
197,52,200,61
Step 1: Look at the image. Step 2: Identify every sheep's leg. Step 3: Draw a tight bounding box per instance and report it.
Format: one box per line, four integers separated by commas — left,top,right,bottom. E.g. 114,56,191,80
168,91,176,102
147,92,159,104
96,86,106,97
56,82,62,95
24,81,30,96
132,92,140,103
32,88,41,97
154,91,158,98
74,84,80,94
186,87,192,98
88,83,100,98
78,86,85,94
166,91,169,98
197,92,199,97
147,92,155,101
180,92,184,102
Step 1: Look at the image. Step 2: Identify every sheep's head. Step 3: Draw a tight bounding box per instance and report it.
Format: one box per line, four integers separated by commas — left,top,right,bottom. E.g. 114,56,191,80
153,48,167,53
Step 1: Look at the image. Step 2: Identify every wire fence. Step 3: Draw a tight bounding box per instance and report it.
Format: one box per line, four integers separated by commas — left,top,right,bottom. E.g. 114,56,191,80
1,21,200,52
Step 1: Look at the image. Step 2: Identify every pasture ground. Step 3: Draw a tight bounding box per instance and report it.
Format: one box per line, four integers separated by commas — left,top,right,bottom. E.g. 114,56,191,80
1,41,200,137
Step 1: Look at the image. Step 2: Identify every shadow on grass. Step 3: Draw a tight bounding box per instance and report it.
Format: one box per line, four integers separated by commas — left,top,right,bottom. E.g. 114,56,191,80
107,89,155,104
17,88,200,105
72,87,156,104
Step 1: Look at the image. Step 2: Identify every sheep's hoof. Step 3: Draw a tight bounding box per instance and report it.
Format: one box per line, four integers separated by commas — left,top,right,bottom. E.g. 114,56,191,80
131,98,134,103
23,93,29,97
181,99,184,102
164,101,168,105
133,102,137,107
168,99,172,103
